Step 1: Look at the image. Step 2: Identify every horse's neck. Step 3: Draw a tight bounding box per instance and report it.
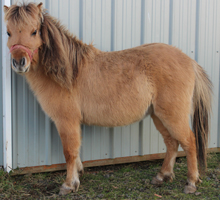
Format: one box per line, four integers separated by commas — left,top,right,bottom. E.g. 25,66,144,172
25,64,61,97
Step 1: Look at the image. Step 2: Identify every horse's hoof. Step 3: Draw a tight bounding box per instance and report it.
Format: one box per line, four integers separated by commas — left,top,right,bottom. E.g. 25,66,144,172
59,184,73,195
197,178,202,184
164,175,173,182
184,184,197,194
72,179,80,192
151,177,163,185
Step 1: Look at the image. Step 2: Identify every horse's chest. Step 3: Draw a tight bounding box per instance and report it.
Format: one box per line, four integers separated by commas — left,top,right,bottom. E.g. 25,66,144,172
27,78,66,119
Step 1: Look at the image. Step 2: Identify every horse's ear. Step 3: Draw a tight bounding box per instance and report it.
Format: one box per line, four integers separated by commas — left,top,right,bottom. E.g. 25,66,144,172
37,2,43,12
4,5,9,14
37,3,44,23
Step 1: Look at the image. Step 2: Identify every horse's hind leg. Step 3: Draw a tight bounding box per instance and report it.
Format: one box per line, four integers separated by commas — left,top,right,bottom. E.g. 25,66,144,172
170,124,199,193
154,107,200,193
76,155,84,175
151,113,179,185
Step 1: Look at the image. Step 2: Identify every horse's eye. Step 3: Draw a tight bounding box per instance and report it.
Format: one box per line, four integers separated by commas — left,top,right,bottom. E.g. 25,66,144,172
7,31,11,37
32,30,37,36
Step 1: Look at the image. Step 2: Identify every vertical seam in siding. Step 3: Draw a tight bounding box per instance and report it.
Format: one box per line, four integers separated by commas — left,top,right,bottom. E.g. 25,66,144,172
111,0,115,51
195,0,200,62
140,0,145,45
79,0,83,40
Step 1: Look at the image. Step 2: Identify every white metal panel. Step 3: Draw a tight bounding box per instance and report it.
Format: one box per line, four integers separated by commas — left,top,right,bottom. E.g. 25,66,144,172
2,0,12,172
0,0,4,167
196,0,220,148
10,0,220,170
172,0,196,58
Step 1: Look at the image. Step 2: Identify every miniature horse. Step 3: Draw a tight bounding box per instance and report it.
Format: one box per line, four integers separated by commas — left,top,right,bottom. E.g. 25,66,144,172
4,3,212,195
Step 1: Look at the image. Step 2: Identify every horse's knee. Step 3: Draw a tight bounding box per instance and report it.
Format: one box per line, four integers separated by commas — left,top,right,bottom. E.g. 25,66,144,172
63,149,78,163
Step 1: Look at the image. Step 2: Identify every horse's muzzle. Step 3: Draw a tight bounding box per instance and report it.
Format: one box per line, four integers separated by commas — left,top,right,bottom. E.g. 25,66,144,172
12,57,29,73
9,44,38,73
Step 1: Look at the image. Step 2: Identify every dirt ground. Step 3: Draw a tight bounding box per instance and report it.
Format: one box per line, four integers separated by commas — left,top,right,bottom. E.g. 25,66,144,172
0,153,220,199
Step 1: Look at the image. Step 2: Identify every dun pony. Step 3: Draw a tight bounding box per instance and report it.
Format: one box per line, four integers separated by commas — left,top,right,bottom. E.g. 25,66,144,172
4,2,212,195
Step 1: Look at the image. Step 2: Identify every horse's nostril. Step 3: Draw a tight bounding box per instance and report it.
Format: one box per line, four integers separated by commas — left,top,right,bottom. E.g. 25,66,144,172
12,59,17,68
20,57,26,67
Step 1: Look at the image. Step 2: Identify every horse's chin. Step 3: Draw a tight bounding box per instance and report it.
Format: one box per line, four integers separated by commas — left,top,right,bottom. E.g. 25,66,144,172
12,65,30,74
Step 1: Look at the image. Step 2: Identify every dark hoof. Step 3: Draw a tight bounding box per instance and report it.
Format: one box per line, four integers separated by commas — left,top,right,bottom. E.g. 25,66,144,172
151,177,163,185
184,185,197,194
164,175,173,182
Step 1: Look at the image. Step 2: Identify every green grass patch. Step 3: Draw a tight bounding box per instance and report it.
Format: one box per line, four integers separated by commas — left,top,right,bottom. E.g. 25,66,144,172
0,153,219,199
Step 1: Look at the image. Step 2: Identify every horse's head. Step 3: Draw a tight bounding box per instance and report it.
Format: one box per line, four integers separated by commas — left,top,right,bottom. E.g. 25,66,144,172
4,3,44,73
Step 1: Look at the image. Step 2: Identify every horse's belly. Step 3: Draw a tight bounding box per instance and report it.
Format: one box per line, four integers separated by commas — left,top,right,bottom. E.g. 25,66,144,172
81,99,152,127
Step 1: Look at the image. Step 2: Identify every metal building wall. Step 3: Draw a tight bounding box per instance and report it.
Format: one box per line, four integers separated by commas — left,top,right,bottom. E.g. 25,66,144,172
0,1,4,167
11,0,220,170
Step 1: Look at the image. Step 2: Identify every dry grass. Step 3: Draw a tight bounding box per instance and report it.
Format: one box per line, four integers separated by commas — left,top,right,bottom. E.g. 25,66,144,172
0,153,219,199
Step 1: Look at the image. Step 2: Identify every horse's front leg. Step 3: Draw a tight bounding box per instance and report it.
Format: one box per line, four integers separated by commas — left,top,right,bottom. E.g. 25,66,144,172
56,120,81,195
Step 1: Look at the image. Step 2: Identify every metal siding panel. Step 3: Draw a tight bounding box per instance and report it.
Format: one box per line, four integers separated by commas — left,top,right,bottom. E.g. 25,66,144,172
10,0,220,169
113,127,122,158
83,0,92,45
59,0,69,27
13,0,46,4
130,122,139,156
0,1,3,166
114,0,123,51
12,72,17,168
197,0,220,148
69,0,80,36
172,0,196,58
27,90,35,166
121,125,131,157
100,127,111,159
91,126,101,160
150,120,159,154
131,1,142,47
101,1,111,51
140,117,151,155
142,0,169,44
82,125,92,161
16,76,26,167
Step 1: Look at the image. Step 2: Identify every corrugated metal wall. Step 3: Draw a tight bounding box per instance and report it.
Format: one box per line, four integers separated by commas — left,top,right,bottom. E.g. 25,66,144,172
11,0,220,169
0,1,4,167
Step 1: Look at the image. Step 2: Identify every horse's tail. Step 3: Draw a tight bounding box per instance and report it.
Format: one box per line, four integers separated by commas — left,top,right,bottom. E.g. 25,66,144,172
192,61,212,174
